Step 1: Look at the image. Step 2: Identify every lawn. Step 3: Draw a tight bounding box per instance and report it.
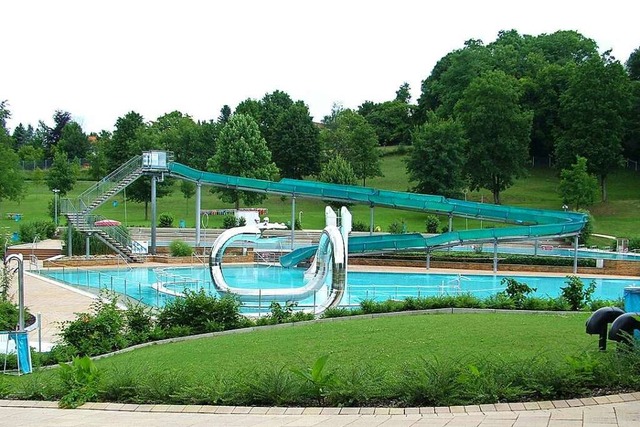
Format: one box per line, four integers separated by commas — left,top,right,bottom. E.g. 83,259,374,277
4,311,622,407
95,312,593,374
2,155,640,240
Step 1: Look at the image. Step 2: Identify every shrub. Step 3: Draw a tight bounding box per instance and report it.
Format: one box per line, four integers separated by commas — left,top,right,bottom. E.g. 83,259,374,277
388,219,406,234
18,220,56,243
501,278,537,309
124,302,155,345
58,356,101,408
561,275,596,310
0,300,19,330
351,221,369,232
158,213,174,227
425,215,440,234
169,239,193,257
222,215,238,229
56,291,127,356
629,237,640,251
157,289,242,334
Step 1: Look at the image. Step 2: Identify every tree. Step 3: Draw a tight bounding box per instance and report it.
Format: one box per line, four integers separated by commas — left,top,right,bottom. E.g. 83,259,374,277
406,114,468,198
106,111,145,172
322,109,382,186
625,47,640,80
180,180,196,216
57,121,90,161
0,103,23,206
236,91,320,179
555,53,631,201
206,114,279,209
88,131,110,180
317,154,357,186
40,110,72,159
395,82,412,103
558,156,598,210
218,105,232,124
270,102,320,179
455,70,532,204
359,100,412,146
46,149,77,196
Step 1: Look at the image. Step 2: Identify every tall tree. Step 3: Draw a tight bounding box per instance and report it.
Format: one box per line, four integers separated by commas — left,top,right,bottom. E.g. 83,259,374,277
558,156,598,210
455,70,532,204
236,91,320,179
395,82,411,103
627,47,640,81
218,105,232,124
358,100,412,146
46,149,77,196
406,114,468,198
206,114,279,209
555,53,631,201
270,102,320,179
322,109,382,186
57,121,90,161
0,102,23,206
106,111,145,172
40,110,72,159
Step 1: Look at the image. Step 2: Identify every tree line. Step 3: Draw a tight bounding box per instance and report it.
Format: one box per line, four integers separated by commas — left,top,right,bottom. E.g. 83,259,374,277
1,29,639,209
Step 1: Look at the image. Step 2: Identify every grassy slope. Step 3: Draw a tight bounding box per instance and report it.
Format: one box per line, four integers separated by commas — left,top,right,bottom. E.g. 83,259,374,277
2,156,639,239
96,312,593,374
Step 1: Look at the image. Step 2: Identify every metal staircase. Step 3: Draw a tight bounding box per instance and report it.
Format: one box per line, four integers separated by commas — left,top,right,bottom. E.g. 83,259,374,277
61,155,146,262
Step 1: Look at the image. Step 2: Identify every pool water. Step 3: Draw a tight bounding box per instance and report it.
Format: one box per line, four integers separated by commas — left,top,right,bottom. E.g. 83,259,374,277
40,265,639,311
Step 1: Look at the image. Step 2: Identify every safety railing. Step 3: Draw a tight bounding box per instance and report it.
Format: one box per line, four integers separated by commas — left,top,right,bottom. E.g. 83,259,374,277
61,155,142,214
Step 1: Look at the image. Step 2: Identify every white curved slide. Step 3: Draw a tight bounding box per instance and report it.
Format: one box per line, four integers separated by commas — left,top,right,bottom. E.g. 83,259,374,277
208,208,350,314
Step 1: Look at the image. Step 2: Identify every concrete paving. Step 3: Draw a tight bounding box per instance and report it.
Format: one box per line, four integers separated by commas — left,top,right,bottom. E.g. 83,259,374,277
1,398,639,426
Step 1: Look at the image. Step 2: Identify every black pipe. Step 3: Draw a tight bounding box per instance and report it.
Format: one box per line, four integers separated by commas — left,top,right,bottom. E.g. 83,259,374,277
585,307,625,351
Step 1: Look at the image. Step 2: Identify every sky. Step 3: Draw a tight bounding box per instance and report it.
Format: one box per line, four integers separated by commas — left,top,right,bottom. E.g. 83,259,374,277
2,0,638,134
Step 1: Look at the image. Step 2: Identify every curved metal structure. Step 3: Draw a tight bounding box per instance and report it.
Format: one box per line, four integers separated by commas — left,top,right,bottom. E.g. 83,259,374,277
209,224,346,313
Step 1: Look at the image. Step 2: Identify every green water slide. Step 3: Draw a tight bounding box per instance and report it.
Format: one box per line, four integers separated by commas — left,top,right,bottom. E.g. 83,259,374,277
168,162,587,257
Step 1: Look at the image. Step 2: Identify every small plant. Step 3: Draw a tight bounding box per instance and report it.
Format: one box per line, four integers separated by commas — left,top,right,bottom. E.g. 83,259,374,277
158,212,174,227
351,221,369,232
58,356,102,408
0,262,15,301
222,214,238,229
291,354,336,404
560,275,596,310
501,278,537,309
18,220,56,243
425,215,440,233
169,239,193,257
388,219,406,234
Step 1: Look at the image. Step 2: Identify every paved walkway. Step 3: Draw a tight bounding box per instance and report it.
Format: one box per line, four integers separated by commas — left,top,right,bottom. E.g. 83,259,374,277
1,397,640,426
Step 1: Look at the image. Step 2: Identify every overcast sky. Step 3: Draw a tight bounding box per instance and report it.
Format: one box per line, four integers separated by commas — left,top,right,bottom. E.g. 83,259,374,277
2,0,638,134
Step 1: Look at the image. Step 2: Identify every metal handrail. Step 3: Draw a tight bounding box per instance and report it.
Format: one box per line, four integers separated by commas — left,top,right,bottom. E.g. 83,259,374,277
61,155,142,214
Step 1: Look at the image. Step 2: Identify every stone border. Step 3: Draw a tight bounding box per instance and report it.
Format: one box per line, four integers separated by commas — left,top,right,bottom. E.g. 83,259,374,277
1,392,639,414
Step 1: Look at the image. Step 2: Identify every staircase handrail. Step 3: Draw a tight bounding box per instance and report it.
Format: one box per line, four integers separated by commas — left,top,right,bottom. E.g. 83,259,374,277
61,155,142,214
82,214,134,253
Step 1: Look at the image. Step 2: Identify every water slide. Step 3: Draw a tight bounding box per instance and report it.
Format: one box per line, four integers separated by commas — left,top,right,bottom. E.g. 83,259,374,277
168,162,587,252
208,208,348,314
167,161,586,312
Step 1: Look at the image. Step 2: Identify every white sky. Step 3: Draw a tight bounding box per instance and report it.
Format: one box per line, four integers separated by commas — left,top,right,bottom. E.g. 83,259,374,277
1,0,638,134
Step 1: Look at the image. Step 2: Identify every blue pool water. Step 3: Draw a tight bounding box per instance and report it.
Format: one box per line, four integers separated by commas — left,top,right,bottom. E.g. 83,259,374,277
40,265,640,310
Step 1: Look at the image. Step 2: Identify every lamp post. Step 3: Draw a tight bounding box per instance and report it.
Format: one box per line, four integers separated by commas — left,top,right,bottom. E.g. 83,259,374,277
52,189,60,226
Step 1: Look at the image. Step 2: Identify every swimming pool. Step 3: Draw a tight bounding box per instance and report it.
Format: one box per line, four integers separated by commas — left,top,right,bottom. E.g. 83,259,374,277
40,265,639,311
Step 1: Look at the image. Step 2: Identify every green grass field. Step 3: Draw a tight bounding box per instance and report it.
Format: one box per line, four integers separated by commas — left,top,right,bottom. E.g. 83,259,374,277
96,312,592,374
2,155,639,240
